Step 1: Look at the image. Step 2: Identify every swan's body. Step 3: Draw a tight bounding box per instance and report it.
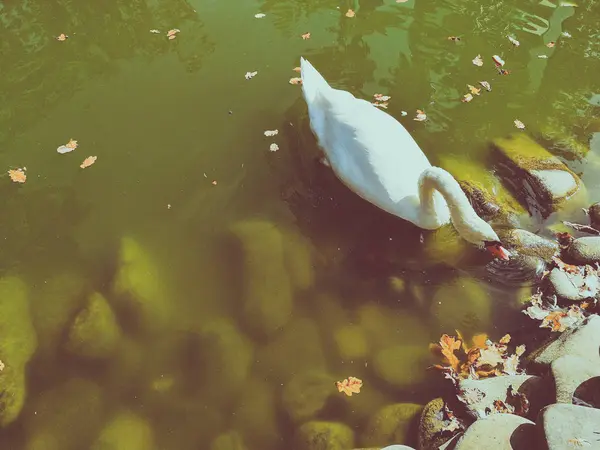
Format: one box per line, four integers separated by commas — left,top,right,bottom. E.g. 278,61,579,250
300,57,509,257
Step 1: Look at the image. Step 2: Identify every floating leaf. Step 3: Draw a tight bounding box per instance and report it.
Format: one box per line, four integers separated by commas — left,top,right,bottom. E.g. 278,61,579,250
547,41,556,48
499,334,511,345
373,93,391,102
515,345,526,356
293,67,301,72
269,143,279,152
492,55,505,67
264,129,279,137
301,32,311,40
468,85,481,96
245,71,258,80
414,109,427,121
514,119,525,129
448,36,461,42
150,29,160,34
461,93,474,103
507,36,520,47
345,9,355,17
56,34,68,41
289,77,302,85
80,156,97,169
472,55,483,66
336,376,363,396
254,13,266,18
479,81,491,91
8,168,26,183
0,360,4,371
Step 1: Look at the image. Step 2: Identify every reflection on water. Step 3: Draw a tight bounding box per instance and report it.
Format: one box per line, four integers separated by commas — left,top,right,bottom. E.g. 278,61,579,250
0,0,598,448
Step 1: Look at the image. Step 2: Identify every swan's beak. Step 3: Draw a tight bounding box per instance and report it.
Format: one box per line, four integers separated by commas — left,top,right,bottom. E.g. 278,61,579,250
485,242,511,261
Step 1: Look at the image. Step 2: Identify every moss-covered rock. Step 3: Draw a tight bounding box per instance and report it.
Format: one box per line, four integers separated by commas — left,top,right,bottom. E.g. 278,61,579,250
430,276,491,335
418,398,454,450
497,228,558,262
294,421,355,450
112,236,173,333
25,378,105,450
65,292,121,360
91,410,154,450
210,431,248,450
334,325,368,360
492,133,581,218
232,377,279,450
229,219,294,338
0,276,37,427
361,403,424,447
282,371,334,423
372,345,431,388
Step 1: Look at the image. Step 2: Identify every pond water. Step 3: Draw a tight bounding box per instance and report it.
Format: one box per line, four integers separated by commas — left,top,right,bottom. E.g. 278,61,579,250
0,0,599,448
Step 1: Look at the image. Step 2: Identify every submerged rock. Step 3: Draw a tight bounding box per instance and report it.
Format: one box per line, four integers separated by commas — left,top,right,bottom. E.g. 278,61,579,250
282,228,316,291
418,398,455,450
453,413,536,450
0,276,37,427
25,378,105,450
373,345,431,389
294,421,355,450
334,325,369,360
540,404,600,450
566,236,600,264
229,219,294,338
91,410,154,450
492,133,581,218
112,236,173,333
360,403,423,448
65,292,122,360
551,354,600,404
282,371,335,424
210,431,248,450
431,276,491,335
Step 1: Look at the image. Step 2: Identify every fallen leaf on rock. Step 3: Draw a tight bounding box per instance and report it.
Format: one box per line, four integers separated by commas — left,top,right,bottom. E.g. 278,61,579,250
56,33,68,41
336,376,363,396
514,119,525,129
245,71,258,80
547,41,556,48
506,385,530,417
567,438,591,447
264,129,279,137
552,256,579,275
345,9,355,17
8,168,26,183
472,55,483,66
479,81,491,91
457,386,486,405
508,36,520,47
269,143,279,152
80,156,97,169
301,32,311,40
438,334,462,371
414,110,427,121
289,77,302,85
478,347,504,367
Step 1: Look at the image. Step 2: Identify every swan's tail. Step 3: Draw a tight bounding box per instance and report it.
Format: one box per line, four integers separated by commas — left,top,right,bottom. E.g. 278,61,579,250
300,57,332,106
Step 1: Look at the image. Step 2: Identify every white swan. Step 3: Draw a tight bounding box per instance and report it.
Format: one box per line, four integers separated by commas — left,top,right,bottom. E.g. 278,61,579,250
300,57,510,260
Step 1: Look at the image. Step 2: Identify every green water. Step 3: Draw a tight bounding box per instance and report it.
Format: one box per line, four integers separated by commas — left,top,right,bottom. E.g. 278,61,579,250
0,0,599,448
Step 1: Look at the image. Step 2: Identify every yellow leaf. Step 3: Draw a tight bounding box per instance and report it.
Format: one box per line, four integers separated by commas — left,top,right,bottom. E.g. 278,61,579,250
8,168,26,183
336,376,363,396
80,156,97,169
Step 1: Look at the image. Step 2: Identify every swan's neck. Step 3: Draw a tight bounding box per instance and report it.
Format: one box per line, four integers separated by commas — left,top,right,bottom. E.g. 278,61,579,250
418,167,488,244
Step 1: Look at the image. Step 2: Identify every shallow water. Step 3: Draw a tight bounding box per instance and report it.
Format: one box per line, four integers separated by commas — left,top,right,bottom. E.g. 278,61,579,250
0,0,599,448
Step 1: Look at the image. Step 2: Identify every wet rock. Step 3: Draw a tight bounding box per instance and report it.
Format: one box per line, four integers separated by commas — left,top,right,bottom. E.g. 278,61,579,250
499,229,558,262
91,410,154,450
492,133,581,218
112,236,173,333
418,398,456,450
539,404,600,450
229,219,294,338
294,421,355,450
210,431,248,450
0,276,37,427
548,267,597,302
566,236,600,264
373,345,431,389
458,375,551,421
453,413,536,450
25,378,105,450
588,202,600,229
65,292,122,360
334,325,369,360
233,377,280,450
351,446,416,450
431,276,491,335
282,371,335,423
551,355,600,404
529,315,600,367
360,403,423,448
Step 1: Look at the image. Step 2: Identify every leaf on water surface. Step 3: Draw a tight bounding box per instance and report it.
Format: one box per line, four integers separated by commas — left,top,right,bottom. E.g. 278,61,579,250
538,54,549,59
508,36,520,47
414,110,427,121
468,85,481,96
448,36,461,42
150,29,161,34
498,68,511,75
461,93,474,103
289,77,302,85
559,1,578,6
514,119,525,129
211,180,217,185
472,54,484,66
372,102,388,109
264,129,278,137
547,41,556,48
336,376,363,396
562,31,572,38
269,143,279,152
167,29,180,37
56,33,68,41
499,334,511,345
492,55,505,67
293,67,301,72
345,9,355,17
245,71,258,80
255,13,266,18
80,156,97,169
8,168,26,183
301,32,311,40
479,81,491,91
57,138,78,154
374,93,391,101
401,111,408,116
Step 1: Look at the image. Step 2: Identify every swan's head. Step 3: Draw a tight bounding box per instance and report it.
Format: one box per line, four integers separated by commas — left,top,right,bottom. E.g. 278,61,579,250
460,220,511,260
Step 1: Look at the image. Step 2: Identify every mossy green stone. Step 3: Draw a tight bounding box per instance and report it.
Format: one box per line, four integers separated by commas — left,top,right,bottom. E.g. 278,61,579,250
210,431,248,450
361,403,424,447
294,421,355,450
373,345,430,388
282,370,334,423
0,276,37,427
92,411,154,450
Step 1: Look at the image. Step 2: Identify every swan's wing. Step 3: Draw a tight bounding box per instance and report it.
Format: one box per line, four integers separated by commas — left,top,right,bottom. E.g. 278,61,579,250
314,88,432,206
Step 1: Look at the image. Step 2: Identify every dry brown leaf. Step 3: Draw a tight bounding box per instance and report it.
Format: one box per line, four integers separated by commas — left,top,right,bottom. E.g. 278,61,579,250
472,55,483,67
167,29,180,37
438,334,462,371
499,334,511,345
289,77,303,85
414,110,427,121
293,67,301,72
468,85,481,96
336,376,363,396
547,41,556,48
479,81,491,91
80,156,97,169
56,33,68,41
345,9,355,17
301,32,311,40
471,334,488,349
447,36,461,42
8,168,26,183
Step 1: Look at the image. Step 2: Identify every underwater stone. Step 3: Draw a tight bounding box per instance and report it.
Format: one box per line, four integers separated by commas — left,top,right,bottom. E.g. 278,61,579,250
360,403,423,448
65,292,122,360
210,430,248,450
112,236,173,333
282,228,316,291
282,370,335,424
373,345,430,389
334,325,369,360
294,421,355,450
229,219,294,338
91,410,154,450
430,276,491,335
0,276,37,428
566,236,600,264
25,378,105,450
